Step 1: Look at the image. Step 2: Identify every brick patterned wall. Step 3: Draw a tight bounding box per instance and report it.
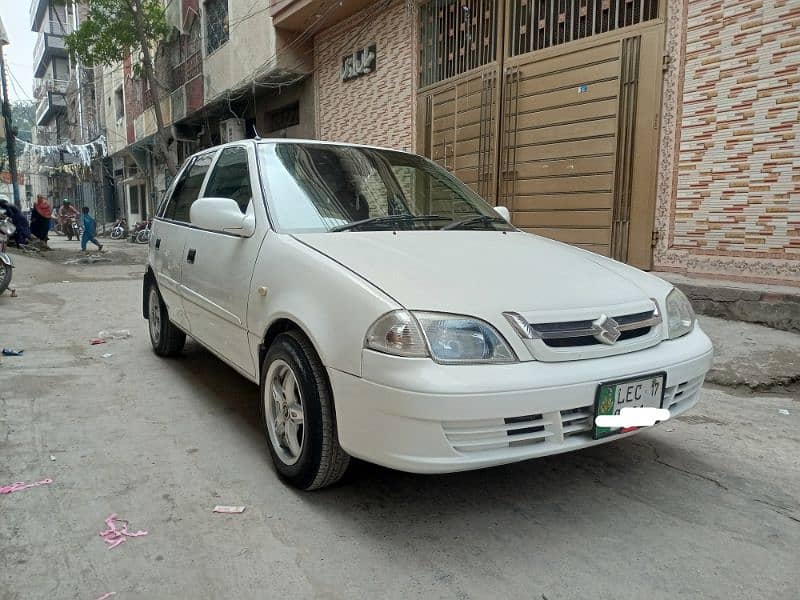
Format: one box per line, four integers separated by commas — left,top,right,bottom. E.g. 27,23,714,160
655,0,800,285
314,1,416,151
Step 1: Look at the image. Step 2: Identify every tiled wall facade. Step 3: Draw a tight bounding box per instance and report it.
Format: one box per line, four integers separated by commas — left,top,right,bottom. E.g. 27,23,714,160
655,0,800,285
314,1,416,151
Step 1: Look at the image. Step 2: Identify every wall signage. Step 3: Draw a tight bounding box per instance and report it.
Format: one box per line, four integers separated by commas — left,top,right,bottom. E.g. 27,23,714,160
342,44,377,82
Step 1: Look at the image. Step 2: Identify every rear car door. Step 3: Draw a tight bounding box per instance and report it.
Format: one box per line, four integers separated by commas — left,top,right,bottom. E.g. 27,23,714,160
181,144,267,379
153,152,215,332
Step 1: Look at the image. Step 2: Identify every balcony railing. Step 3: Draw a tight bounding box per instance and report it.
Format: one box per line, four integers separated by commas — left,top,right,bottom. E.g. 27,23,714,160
33,78,69,99
35,92,67,127
33,28,69,78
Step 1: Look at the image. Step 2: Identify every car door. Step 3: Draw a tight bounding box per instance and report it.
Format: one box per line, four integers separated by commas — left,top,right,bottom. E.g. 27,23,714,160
152,152,216,332
181,144,267,379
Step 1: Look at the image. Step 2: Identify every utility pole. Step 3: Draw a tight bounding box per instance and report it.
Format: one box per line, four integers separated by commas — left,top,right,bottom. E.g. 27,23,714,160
0,18,21,208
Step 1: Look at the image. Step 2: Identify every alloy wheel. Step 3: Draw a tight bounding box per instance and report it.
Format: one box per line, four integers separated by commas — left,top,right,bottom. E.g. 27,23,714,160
149,287,161,345
264,359,305,466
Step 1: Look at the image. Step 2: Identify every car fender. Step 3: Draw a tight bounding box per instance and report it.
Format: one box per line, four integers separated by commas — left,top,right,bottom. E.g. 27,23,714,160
247,232,400,378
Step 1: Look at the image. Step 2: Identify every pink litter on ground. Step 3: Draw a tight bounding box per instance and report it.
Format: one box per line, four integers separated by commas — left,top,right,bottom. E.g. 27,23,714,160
0,478,53,495
99,514,148,549
94,593,116,600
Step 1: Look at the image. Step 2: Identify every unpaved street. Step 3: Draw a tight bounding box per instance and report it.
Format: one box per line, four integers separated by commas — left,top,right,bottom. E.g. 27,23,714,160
1,239,799,600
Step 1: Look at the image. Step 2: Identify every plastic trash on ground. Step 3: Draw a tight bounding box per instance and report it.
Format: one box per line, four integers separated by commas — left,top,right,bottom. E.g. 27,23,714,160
98,330,132,340
2,348,24,356
213,505,246,514
1,478,53,494
99,514,148,549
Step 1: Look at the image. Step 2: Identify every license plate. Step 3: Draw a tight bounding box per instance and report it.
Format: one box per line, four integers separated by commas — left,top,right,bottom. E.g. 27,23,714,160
593,373,666,439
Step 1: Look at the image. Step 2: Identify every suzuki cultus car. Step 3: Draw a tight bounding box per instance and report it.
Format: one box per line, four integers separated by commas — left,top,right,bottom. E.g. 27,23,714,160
143,140,713,490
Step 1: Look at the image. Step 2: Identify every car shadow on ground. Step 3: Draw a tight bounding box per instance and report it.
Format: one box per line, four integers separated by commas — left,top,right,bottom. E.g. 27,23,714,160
164,338,729,534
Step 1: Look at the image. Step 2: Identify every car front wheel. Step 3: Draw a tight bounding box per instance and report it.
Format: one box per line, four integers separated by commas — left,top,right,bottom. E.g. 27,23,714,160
261,331,350,490
146,284,186,356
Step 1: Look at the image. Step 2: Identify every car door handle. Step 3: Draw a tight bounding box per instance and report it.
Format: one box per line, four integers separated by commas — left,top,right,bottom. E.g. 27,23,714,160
155,238,161,249
187,248,196,264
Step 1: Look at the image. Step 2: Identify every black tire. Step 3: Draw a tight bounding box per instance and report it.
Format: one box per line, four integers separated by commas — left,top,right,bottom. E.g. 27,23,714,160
136,229,151,244
260,331,350,490
145,283,186,356
0,262,11,295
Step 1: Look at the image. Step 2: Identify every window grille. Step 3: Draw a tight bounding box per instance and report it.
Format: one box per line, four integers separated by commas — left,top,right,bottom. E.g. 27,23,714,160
509,0,659,57
418,0,499,88
205,0,229,55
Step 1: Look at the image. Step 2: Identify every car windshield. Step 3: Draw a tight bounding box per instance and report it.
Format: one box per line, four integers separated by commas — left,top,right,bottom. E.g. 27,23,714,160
258,142,514,233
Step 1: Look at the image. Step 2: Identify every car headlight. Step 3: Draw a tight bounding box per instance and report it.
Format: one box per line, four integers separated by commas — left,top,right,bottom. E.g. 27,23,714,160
665,288,695,339
365,310,517,364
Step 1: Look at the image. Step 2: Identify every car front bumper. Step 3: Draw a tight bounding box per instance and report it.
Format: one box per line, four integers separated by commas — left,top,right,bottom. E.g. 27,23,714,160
328,326,713,474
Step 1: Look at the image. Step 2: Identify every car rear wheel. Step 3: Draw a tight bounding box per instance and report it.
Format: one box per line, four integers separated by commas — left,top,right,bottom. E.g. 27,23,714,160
261,331,349,490
146,284,186,356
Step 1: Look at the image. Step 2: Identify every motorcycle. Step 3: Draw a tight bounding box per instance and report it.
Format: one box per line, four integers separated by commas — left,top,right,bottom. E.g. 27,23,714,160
63,216,83,241
135,220,152,244
0,208,15,295
110,218,128,240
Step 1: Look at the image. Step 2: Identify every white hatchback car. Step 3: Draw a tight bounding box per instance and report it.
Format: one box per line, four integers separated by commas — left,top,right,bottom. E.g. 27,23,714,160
144,139,713,490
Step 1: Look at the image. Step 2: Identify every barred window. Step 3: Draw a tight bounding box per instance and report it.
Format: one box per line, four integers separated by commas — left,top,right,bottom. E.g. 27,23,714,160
419,0,499,88
509,0,660,57
205,0,229,55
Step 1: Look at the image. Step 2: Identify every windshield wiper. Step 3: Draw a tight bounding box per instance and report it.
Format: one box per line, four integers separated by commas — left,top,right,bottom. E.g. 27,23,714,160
442,215,509,230
330,214,449,232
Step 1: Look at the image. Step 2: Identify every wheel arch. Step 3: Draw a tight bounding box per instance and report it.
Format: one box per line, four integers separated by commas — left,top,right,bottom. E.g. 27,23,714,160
258,317,324,382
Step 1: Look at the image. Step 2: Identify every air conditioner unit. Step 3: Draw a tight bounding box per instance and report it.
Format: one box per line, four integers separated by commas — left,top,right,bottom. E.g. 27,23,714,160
219,118,245,144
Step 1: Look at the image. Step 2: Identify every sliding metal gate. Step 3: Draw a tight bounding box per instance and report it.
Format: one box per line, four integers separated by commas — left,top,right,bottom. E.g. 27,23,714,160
417,0,665,269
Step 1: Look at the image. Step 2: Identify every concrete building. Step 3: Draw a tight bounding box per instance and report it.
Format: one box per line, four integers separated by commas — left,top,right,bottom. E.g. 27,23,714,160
105,0,315,226
28,0,107,220
271,0,800,287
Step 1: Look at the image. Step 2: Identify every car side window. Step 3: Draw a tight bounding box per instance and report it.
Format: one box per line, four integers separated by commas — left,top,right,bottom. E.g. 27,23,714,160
203,147,253,213
164,153,214,222
158,159,192,217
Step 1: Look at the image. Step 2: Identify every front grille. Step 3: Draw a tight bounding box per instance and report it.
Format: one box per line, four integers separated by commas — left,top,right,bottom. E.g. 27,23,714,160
560,406,594,436
537,310,656,348
442,377,704,456
664,376,704,411
442,414,554,452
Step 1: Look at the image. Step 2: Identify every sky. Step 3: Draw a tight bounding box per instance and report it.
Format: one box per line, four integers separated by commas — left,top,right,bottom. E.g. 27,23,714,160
0,4,37,103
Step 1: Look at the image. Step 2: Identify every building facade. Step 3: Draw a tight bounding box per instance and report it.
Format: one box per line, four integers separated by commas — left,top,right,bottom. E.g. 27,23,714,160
84,0,798,286
272,0,800,286
28,0,107,219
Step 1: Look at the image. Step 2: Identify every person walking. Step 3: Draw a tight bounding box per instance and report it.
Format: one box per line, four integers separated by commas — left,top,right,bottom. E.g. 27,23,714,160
30,195,52,248
80,206,103,252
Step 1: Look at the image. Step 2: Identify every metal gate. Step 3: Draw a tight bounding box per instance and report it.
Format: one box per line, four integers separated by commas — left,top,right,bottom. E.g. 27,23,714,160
417,0,665,269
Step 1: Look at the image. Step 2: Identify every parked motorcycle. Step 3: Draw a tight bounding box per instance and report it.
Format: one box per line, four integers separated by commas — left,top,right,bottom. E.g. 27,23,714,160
0,208,15,294
110,218,128,240
135,220,152,244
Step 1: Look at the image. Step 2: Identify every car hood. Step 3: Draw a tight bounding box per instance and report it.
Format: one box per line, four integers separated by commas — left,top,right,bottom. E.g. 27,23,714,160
291,231,671,317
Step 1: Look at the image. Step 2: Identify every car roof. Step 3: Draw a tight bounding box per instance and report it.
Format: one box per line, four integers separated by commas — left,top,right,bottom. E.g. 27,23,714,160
188,138,413,161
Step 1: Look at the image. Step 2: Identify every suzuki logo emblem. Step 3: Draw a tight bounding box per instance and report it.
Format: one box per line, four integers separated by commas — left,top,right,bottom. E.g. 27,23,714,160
592,314,621,345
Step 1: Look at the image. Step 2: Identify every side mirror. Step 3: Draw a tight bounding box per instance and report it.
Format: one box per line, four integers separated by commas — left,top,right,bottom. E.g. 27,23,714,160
190,197,255,237
494,205,511,222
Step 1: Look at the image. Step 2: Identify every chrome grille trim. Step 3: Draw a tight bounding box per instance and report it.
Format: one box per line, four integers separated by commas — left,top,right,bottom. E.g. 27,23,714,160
504,306,662,342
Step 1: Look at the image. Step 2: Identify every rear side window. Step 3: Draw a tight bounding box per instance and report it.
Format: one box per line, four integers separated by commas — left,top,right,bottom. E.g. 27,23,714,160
203,147,253,213
164,153,214,222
